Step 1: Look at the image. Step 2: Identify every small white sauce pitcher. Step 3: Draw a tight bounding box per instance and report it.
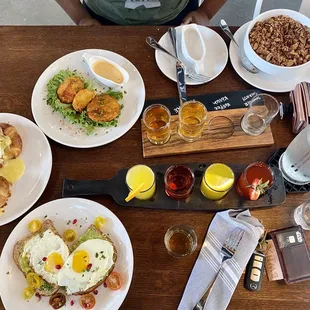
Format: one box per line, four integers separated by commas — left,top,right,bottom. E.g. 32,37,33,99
82,53,129,89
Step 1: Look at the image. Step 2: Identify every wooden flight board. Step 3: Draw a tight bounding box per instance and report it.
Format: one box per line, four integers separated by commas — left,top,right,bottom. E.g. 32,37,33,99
141,108,274,158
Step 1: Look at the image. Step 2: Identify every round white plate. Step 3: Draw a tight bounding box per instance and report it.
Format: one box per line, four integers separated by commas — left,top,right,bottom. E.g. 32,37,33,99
0,198,134,310
155,25,228,85
31,49,145,148
230,23,310,93
0,113,52,226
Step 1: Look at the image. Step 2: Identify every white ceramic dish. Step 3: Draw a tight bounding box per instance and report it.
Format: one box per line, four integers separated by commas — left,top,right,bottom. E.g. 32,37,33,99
155,25,228,85
181,24,206,74
0,198,134,310
230,23,310,92
82,53,129,89
31,49,145,148
0,113,52,226
244,9,310,78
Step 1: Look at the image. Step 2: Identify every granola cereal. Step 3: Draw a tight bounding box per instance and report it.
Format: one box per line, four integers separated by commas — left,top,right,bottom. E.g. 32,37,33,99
249,15,310,67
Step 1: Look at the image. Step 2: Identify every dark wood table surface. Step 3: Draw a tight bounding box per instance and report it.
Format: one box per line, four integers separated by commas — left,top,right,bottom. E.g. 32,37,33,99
0,26,309,310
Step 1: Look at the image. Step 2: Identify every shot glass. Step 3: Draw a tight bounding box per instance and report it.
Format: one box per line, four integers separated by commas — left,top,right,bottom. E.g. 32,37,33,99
143,104,171,145
241,93,279,136
178,100,208,142
164,165,195,200
164,224,197,258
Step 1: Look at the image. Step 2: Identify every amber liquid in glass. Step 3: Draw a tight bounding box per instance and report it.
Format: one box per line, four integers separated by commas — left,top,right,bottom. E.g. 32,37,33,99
144,105,170,144
165,165,195,200
167,232,192,256
178,101,207,142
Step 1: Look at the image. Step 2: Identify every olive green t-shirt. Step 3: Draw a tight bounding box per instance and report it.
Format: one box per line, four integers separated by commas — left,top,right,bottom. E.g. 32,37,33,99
85,0,189,25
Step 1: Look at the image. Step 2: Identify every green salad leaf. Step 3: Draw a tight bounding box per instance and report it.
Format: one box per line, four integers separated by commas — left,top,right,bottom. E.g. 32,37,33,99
46,69,123,135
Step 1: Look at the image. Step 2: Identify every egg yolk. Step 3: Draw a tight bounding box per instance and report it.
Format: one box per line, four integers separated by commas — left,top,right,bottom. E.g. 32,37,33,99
44,253,64,273
72,250,90,273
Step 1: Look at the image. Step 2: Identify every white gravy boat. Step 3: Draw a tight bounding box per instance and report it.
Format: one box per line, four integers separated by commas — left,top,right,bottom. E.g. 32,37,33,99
181,24,206,75
82,53,129,89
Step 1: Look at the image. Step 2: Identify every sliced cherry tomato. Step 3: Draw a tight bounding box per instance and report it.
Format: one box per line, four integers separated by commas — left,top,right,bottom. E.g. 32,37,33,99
94,216,106,230
23,287,35,300
28,220,42,233
49,292,66,309
79,294,96,309
63,229,76,242
106,272,122,290
26,272,41,289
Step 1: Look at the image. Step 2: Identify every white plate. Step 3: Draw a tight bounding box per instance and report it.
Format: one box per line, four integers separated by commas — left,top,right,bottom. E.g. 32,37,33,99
31,49,145,148
155,25,228,85
230,23,310,93
0,198,134,310
0,113,52,226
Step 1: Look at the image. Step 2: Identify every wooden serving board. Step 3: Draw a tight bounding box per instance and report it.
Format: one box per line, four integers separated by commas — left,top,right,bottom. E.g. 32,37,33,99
141,108,274,158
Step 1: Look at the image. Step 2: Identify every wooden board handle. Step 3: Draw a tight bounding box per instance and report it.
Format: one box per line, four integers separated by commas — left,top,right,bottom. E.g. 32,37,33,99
62,179,112,197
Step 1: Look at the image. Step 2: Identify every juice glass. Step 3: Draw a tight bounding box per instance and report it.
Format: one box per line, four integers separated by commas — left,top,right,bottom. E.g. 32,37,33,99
200,163,235,200
164,165,195,200
237,162,274,199
125,165,156,200
143,104,171,145
178,100,208,142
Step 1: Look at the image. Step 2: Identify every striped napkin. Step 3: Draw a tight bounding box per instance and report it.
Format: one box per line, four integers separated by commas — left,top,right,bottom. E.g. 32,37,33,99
178,209,264,310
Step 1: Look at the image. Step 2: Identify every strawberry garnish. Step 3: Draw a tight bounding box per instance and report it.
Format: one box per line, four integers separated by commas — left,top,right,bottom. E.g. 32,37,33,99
248,178,270,201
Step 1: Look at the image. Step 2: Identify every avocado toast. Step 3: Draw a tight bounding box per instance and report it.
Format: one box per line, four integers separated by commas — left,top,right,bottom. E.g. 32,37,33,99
13,220,63,296
63,224,118,295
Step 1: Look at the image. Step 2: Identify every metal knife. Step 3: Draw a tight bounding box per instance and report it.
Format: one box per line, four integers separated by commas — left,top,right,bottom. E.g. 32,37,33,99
168,27,187,104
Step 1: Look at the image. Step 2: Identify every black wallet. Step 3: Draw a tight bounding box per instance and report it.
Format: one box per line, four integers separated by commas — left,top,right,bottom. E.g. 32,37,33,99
269,226,310,284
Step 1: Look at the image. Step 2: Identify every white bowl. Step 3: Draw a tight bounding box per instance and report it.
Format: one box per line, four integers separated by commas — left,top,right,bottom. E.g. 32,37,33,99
82,52,129,89
244,9,310,78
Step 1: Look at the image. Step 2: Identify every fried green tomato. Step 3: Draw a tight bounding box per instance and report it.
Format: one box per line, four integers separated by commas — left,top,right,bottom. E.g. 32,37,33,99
72,89,95,112
57,77,84,104
87,94,120,122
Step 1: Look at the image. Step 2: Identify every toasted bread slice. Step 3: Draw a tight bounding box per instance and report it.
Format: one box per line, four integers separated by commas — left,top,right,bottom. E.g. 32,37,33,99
69,225,118,295
13,220,61,296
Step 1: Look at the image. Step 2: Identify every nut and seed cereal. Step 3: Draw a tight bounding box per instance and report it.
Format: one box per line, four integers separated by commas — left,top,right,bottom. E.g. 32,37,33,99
249,15,310,67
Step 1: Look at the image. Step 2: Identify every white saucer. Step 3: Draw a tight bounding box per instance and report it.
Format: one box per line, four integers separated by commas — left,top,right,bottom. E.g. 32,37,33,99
230,23,310,93
155,25,228,85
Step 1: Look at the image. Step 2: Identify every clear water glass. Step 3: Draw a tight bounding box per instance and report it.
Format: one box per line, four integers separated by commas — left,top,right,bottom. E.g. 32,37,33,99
279,125,310,185
241,93,279,136
294,201,310,230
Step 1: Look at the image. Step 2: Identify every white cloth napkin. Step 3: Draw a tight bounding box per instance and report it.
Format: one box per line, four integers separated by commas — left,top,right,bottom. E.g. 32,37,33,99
178,209,264,310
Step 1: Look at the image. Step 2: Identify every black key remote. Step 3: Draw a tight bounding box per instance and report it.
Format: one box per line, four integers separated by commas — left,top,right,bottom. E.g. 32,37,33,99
245,251,265,291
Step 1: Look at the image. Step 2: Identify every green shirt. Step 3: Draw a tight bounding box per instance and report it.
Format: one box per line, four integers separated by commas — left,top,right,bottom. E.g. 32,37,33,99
85,0,189,25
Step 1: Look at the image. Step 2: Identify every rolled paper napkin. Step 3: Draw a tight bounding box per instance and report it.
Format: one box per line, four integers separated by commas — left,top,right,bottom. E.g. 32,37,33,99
178,209,264,310
290,82,310,134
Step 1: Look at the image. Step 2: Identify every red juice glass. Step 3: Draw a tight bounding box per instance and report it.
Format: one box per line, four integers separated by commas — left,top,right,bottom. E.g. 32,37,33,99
164,165,195,200
237,162,274,199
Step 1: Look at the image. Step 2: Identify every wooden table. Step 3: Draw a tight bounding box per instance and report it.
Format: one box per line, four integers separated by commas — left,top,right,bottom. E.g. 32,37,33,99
0,26,309,310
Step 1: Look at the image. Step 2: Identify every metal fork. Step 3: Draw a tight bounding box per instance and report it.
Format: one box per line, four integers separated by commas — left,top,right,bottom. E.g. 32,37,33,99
193,228,244,310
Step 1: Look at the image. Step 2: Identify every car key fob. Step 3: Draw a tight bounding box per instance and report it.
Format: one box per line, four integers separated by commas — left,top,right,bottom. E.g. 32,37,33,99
245,251,265,291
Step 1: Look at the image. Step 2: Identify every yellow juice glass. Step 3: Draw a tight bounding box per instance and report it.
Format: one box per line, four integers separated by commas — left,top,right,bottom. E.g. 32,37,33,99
200,163,235,200
125,165,156,200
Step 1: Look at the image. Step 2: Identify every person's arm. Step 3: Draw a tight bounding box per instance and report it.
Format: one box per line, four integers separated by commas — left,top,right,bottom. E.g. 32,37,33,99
182,0,228,26
55,0,101,25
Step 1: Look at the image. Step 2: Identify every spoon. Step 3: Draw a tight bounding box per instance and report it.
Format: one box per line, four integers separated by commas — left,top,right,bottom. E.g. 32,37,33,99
220,19,260,74
146,36,179,62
